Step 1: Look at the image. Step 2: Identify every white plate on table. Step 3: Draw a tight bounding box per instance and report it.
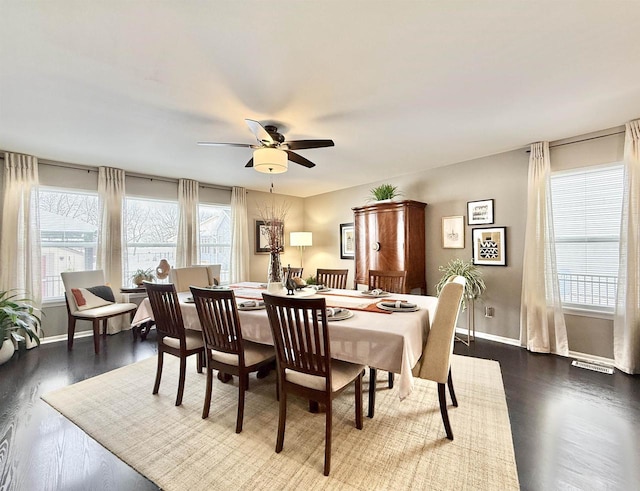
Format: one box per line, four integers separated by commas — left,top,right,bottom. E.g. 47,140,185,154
318,308,354,321
308,285,330,293
361,290,391,298
238,301,265,311
376,301,419,312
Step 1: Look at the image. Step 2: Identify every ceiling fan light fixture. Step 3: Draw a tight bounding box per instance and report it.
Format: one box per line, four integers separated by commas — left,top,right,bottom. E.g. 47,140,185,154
253,148,288,174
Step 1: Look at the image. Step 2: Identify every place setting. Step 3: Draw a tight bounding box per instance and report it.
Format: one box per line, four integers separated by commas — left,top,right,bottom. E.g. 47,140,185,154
317,307,354,321
376,300,419,312
237,299,266,311
360,288,391,298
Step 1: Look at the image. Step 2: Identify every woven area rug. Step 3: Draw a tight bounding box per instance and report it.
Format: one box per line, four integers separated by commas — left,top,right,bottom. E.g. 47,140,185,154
42,355,519,490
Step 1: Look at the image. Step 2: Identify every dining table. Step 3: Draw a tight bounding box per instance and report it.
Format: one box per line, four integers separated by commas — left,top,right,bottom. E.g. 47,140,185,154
131,282,438,401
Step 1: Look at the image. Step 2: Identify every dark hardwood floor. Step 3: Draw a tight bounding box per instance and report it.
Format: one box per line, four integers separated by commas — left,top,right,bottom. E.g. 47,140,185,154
1,331,638,490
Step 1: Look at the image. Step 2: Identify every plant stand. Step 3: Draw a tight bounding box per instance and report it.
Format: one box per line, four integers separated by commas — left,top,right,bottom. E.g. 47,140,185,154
456,298,475,346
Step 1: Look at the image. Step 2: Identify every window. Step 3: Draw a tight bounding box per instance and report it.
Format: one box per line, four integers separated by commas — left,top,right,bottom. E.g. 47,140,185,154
550,164,624,311
39,187,99,300
124,197,178,287
199,203,232,284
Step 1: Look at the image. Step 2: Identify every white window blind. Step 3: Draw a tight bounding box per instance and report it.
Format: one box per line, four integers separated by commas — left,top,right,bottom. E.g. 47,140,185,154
550,164,623,310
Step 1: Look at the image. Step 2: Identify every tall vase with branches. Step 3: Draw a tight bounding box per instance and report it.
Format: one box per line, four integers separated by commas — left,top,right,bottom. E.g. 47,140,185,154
257,201,289,292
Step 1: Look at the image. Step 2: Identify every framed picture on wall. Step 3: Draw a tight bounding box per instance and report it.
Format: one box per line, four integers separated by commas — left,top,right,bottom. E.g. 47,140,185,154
472,226,507,266
255,219,284,254
467,199,494,225
340,222,355,259
441,216,465,248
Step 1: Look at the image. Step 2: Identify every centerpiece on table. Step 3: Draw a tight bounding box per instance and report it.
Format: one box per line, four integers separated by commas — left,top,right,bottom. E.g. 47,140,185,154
257,201,289,292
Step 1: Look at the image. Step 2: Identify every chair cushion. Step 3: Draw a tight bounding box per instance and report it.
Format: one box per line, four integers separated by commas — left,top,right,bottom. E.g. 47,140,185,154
285,360,365,392
163,329,204,350
71,285,115,311
72,302,137,318
210,341,274,367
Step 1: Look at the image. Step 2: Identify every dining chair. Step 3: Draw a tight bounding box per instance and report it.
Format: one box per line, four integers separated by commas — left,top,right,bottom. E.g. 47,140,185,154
262,293,364,476
61,270,138,355
168,266,210,292
190,287,275,433
316,269,349,289
412,275,465,440
144,282,205,406
282,266,303,278
367,269,407,415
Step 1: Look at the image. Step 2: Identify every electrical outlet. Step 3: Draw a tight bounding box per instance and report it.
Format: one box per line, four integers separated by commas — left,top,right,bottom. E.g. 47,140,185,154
485,306,494,318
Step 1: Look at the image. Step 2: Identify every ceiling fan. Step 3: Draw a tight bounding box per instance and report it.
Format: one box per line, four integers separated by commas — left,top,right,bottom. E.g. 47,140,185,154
197,119,334,173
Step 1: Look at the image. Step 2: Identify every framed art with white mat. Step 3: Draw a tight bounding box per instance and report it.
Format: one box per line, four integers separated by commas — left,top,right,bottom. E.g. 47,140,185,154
441,215,465,248
472,226,507,266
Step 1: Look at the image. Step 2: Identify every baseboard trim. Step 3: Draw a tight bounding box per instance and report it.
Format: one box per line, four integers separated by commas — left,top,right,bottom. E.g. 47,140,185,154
568,350,614,366
41,331,93,345
455,327,521,347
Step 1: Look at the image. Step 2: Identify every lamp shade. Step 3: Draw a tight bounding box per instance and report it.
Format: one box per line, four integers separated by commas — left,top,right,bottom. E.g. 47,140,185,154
290,232,313,247
253,148,288,174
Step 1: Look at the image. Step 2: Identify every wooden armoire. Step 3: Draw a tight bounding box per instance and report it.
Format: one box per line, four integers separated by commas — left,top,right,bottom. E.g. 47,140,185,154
352,200,427,293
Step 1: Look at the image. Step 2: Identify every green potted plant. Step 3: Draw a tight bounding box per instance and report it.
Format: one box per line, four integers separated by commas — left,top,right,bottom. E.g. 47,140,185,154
434,258,486,310
368,184,402,202
132,268,155,287
0,290,42,365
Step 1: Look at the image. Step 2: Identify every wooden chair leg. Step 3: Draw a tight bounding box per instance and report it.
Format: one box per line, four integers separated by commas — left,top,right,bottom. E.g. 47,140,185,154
368,367,377,418
92,319,101,354
176,356,187,406
355,373,363,430
447,369,458,407
202,363,213,419
236,372,246,434
438,383,454,440
101,318,108,337
153,350,164,395
67,316,76,350
196,350,203,374
276,390,287,453
324,400,332,476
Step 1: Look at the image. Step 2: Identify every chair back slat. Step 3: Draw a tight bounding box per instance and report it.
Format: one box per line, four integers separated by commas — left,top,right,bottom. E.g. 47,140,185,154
263,294,330,378
282,266,303,278
144,282,185,341
316,269,349,289
368,270,407,293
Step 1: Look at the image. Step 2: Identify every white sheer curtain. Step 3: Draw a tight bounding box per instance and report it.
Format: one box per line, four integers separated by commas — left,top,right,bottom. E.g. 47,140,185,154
97,167,126,334
0,153,42,347
614,120,640,374
230,186,250,283
176,179,200,268
520,142,568,355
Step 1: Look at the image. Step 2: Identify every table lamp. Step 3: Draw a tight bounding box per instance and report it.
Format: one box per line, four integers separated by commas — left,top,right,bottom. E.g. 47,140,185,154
289,232,312,268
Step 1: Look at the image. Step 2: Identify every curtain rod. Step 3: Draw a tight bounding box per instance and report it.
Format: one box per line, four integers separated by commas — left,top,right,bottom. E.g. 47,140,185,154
526,130,625,152
0,153,231,192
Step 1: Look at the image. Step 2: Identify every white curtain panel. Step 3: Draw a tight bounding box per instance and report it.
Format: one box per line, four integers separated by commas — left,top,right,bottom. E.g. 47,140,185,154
230,186,250,283
520,142,568,355
614,120,640,374
0,153,42,348
176,179,200,268
97,167,126,334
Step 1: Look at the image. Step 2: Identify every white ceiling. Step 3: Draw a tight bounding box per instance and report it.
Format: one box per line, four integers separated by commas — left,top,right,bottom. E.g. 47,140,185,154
1,1,639,197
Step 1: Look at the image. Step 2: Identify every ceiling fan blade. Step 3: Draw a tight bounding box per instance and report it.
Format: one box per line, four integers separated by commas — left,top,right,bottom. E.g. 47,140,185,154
286,151,315,168
285,139,335,150
197,142,253,148
245,158,254,168
245,119,274,145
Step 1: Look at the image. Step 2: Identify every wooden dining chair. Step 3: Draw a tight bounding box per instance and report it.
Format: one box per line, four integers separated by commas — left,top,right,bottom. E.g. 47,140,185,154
316,269,349,289
282,266,303,278
367,269,407,416
411,275,465,440
262,293,364,476
190,287,276,433
144,282,205,406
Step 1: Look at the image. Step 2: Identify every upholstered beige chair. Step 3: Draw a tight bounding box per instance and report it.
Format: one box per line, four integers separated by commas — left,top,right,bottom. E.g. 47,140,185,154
263,293,364,476
61,270,137,355
412,275,465,440
168,266,210,292
203,264,222,285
